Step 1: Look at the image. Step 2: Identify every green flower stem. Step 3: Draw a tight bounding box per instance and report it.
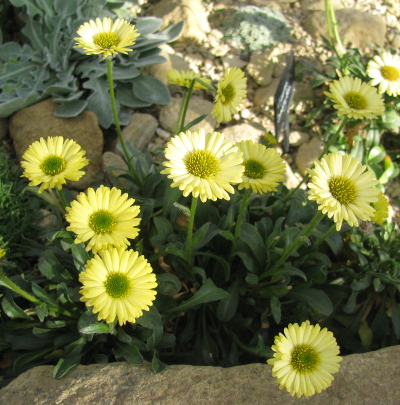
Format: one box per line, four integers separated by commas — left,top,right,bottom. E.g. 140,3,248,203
0,271,77,318
312,223,337,250
325,0,344,58
56,188,69,211
283,116,349,202
230,188,252,264
228,329,273,358
48,188,66,215
186,196,198,269
259,211,325,280
106,59,142,187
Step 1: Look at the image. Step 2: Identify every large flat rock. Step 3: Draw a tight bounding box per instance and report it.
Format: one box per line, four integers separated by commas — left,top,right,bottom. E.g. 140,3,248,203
1,346,399,405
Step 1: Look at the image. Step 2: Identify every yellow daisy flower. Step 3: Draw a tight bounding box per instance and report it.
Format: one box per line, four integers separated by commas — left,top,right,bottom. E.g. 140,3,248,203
65,185,141,253
367,51,400,96
236,140,286,194
307,153,380,231
79,247,157,326
211,67,247,122
370,192,389,225
74,17,140,59
167,69,211,90
324,76,384,120
267,320,342,398
21,136,89,194
161,129,244,202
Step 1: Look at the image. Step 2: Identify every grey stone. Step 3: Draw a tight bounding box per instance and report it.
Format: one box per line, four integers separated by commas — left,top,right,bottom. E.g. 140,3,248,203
152,0,211,44
159,97,217,134
295,136,323,175
289,130,310,147
9,98,103,191
1,346,400,405
102,151,130,189
122,113,158,152
303,9,386,48
247,50,275,86
253,78,281,107
222,122,265,143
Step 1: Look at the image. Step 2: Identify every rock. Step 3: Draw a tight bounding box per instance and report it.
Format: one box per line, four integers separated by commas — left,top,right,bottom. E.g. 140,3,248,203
295,136,323,175
1,346,400,405
253,78,281,107
102,151,130,189
122,113,158,151
247,50,275,86
285,162,302,189
222,122,265,143
9,98,103,191
159,97,217,134
0,118,8,141
152,0,211,44
289,131,309,147
221,55,248,70
300,0,341,11
303,9,386,48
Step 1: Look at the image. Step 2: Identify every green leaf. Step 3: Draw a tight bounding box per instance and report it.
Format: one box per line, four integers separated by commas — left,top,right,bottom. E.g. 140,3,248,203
78,311,111,334
132,74,171,105
190,223,220,250
152,216,174,247
136,305,161,328
183,114,208,131
35,302,48,322
71,244,90,272
14,347,54,375
219,230,234,242
151,350,167,374
2,293,34,319
217,279,240,322
239,223,265,267
53,100,87,117
135,17,163,35
167,278,230,314
367,146,385,164
114,342,143,365
53,354,83,379
166,246,187,260
289,288,333,315
156,273,181,297
31,283,58,307
270,295,281,324
147,325,163,350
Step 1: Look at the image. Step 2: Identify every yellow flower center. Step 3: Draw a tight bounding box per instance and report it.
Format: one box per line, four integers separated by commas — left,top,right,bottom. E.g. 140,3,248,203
89,209,117,234
93,32,120,49
290,344,321,373
104,272,131,299
380,65,400,81
221,83,236,105
185,150,220,179
343,91,367,110
244,159,267,179
329,175,356,204
40,155,66,176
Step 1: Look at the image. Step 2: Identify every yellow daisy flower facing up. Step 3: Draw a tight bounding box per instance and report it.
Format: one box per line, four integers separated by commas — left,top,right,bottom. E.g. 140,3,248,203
79,247,157,325
74,17,140,59
307,153,380,231
236,140,286,194
65,185,141,253
211,67,247,122
267,320,342,398
371,192,389,225
161,129,244,202
167,69,211,90
367,51,400,96
324,76,384,120
21,136,89,194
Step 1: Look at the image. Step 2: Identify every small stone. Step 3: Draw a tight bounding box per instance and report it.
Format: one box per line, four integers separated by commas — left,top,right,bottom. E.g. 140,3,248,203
247,50,275,86
156,127,171,139
222,122,265,143
122,113,158,151
253,78,281,107
295,136,323,175
221,55,248,69
289,131,309,147
102,151,130,189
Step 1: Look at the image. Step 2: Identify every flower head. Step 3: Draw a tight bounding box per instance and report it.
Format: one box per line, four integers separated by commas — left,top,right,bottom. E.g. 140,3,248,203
74,17,139,59
267,320,342,398
370,192,389,225
66,185,141,253
236,140,286,194
307,153,380,231
79,247,157,325
161,129,244,202
21,137,89,194
324,76,384,119
367,51,400,96
212,67,247,122
167,69,211,90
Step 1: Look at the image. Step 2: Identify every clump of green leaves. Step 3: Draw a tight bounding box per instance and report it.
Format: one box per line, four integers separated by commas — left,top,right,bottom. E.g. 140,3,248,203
0,0,183,128
222,5,292,54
